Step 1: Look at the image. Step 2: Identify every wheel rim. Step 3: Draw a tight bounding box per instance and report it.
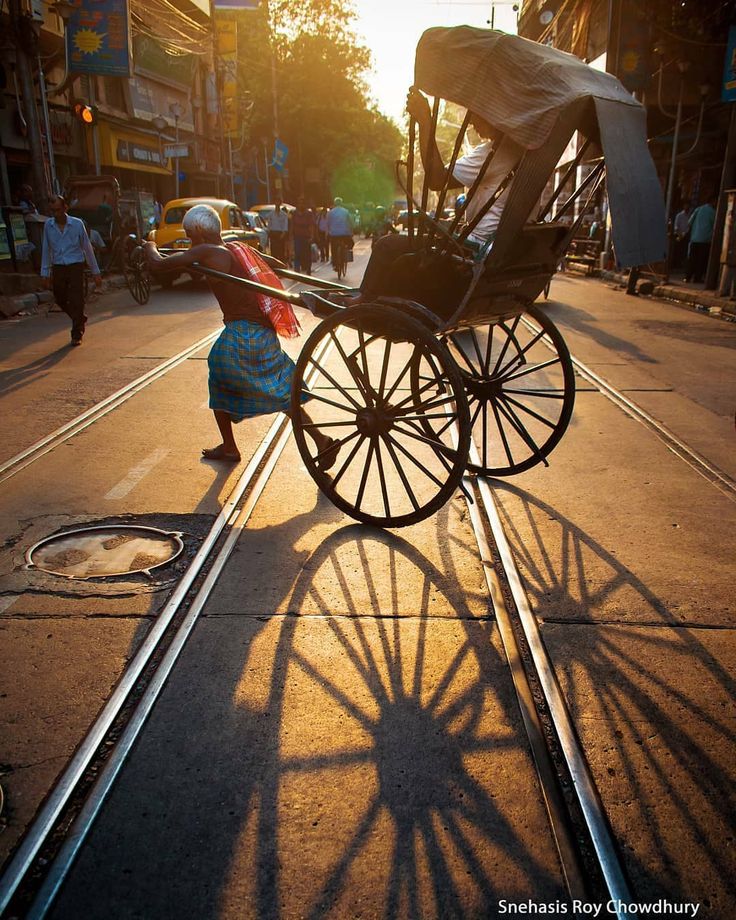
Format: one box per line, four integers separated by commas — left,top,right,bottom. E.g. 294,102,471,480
445,305,575,476
291,304,470,528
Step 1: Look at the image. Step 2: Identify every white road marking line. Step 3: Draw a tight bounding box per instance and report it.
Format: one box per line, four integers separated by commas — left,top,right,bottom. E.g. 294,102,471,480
0,596,17,614
104,448,170,500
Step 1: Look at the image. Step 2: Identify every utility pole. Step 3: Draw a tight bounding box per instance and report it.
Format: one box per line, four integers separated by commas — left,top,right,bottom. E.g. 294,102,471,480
9,0,50,209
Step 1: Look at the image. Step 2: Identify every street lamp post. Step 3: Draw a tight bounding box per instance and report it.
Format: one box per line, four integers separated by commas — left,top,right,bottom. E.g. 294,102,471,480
170,102,184,198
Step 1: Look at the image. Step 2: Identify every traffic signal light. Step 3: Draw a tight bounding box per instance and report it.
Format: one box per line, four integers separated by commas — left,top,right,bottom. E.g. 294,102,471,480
72,102,98,126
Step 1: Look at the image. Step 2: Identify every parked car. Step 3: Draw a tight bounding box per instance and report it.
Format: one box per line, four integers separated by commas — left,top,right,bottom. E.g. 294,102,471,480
250,202,296,225
243,210,269,252
148,197,263,286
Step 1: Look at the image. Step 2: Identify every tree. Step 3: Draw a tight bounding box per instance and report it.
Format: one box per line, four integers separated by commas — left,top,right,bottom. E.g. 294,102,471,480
233,0,403,204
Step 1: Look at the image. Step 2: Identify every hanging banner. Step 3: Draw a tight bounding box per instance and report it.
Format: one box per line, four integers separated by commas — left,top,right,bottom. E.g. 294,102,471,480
66,0,132,78
723,25,736,102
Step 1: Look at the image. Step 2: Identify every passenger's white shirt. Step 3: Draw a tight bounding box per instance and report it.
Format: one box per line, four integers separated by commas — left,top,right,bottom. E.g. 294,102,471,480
452,137,524,244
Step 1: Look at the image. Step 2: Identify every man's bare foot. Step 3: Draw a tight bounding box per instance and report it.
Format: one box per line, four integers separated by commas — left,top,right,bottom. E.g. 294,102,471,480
202,445,241,462
315,437,340,472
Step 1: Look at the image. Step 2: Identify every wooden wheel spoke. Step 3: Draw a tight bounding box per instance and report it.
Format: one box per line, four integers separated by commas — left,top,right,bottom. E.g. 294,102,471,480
496,328,545,379
483,324,495,376
353,438,374,511
305,389,361,414
491,315,521,377
392,391,457,416
447,334,478,375
502,394,558,430
377,338,393,402
490,398,515,467
501,356,561,383
397,420,454,475
308,354,364,411
383,432,446,490
383,350,416,404
373,439,392,518
502,388,566,400
381,436,421,511
493,397,546,460
329,432,364,490
390,420,460,462
329,330,374,406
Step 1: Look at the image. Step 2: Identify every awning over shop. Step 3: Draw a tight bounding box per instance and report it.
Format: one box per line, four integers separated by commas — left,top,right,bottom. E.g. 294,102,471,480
96,123,172,176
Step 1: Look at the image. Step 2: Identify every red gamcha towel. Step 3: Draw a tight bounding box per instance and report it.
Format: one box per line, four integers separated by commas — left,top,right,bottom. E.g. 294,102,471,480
226,241,301,339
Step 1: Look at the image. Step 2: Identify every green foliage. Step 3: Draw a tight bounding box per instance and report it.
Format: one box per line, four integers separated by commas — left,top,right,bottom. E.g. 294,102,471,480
231,0,403,203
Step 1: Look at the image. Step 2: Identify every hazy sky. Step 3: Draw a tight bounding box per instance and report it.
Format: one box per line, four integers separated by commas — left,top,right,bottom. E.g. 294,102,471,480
352,0,519,122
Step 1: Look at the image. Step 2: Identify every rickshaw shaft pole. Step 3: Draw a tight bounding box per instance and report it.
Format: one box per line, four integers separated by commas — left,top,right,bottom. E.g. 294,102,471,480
191,263,304,304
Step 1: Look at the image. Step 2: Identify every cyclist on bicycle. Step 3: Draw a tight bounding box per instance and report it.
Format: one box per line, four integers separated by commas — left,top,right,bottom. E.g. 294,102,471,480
327,197,353,277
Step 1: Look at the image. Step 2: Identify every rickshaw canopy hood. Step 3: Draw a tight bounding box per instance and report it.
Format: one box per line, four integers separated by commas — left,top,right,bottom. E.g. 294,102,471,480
414,26,666,268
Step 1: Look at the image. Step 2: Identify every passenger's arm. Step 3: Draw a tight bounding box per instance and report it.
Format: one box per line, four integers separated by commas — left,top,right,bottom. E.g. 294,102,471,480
407,88,462,192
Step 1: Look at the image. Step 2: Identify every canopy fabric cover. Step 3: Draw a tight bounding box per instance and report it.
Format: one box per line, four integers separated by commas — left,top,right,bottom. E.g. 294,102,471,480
414,26,666,268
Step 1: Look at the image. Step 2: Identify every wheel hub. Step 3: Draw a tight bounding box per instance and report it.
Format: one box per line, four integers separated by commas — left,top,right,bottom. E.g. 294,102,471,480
464,375,502,400
355,407,392,436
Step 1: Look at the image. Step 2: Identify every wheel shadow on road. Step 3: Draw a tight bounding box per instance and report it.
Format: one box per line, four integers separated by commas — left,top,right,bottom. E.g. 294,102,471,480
50,509,569,919
490,481,736,916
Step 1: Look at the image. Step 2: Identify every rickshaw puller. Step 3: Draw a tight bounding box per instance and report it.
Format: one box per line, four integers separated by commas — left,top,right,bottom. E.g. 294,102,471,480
144,204,339,469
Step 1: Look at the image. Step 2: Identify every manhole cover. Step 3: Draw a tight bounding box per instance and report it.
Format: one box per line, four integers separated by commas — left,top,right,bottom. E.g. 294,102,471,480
26,525,184,579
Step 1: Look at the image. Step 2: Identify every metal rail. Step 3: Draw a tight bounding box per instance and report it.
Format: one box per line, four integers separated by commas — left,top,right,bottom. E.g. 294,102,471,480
0,332,336,918
0,331,219,486
464,460,635,919
521,314,736,501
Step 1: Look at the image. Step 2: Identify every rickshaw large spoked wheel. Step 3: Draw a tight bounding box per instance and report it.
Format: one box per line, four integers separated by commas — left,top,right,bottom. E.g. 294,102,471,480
291,303,471,528
124,246,151,305
444,304,575,476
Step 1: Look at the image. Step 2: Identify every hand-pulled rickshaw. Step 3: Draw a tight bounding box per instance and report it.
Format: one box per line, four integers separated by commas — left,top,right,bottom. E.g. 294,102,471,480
65,175,153,305
195,27,666,529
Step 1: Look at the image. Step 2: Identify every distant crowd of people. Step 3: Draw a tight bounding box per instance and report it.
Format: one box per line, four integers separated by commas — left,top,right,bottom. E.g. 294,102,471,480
264,196,360,276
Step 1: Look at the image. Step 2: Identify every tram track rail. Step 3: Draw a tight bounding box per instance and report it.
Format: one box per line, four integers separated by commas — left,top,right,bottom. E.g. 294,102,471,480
521,313,736,502
0,328,336,918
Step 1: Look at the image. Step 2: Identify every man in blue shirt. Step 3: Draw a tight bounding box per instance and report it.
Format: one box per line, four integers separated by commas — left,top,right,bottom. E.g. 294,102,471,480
685,195,717,284
326,197,353,275
41,196,101,345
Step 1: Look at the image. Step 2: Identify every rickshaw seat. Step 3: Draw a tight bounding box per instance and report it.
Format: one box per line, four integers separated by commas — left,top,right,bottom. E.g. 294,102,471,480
482,221,569,277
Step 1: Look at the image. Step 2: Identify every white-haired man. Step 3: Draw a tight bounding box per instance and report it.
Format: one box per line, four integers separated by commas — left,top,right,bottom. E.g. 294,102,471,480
144,204,338,467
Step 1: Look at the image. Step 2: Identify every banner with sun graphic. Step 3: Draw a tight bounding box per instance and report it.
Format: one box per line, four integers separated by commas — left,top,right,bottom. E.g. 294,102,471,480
66,0,132,78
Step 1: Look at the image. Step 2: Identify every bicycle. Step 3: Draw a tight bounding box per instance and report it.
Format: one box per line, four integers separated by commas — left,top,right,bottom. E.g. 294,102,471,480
331,236,350,281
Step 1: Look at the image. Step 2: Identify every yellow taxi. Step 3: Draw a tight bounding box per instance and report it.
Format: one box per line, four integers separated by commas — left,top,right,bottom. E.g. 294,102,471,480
149,197,263,251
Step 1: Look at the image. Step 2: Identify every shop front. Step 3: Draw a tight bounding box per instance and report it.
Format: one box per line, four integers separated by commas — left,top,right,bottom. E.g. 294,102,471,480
94,123,172,198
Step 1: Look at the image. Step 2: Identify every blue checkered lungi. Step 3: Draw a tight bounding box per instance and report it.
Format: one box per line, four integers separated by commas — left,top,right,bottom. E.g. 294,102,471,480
208,319,310,422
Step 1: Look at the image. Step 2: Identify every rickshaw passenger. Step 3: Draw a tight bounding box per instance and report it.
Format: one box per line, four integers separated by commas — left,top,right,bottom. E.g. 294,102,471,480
358,88,524,302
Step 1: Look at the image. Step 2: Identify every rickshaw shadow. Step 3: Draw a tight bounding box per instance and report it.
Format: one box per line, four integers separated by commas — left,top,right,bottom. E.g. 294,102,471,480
544,300,658,364
488,480,736,907
55,508,570,918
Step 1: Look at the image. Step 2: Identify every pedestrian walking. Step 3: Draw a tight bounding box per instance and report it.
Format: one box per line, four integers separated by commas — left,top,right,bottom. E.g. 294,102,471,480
41,196,101,346
143,204,340,469
685,196,717,284
673,204,691,270
267,198,290,264
327,197,353,274
292,197,316,275
317,207,329,261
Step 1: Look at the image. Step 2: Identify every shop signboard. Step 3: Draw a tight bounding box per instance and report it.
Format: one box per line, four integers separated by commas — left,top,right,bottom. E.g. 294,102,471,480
116,138,166,168
723,26,736,103
66,0,132,78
